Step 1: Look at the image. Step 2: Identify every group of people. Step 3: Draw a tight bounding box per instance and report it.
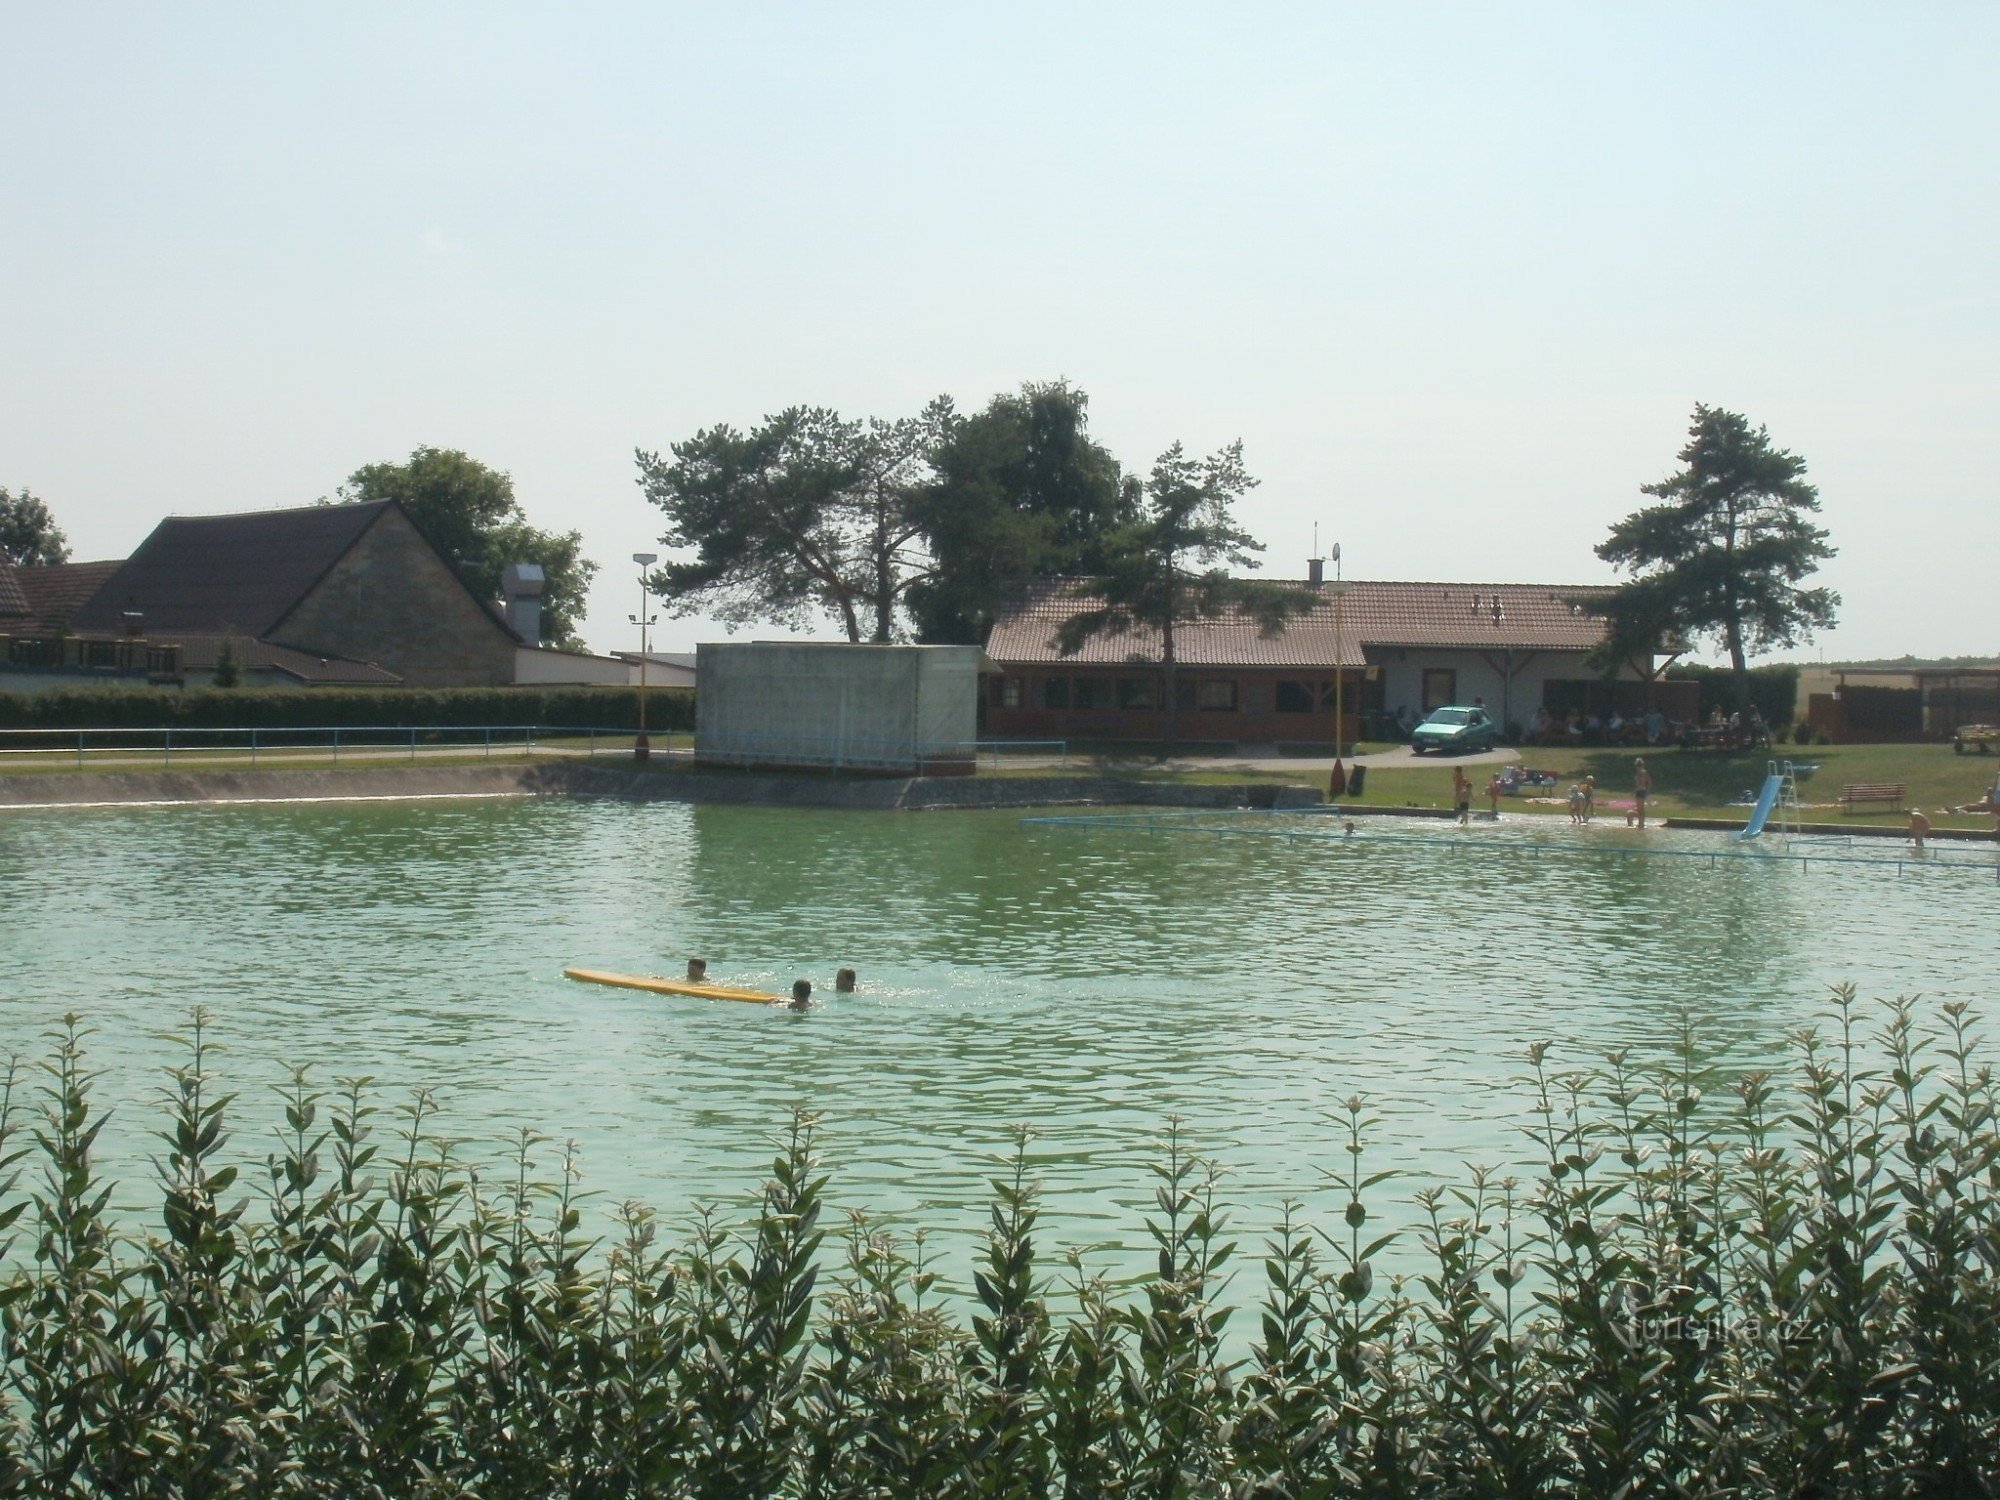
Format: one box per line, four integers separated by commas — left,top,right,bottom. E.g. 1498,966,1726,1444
1526,704,1774,752
1528,706,1669,748
1452,759,1654,829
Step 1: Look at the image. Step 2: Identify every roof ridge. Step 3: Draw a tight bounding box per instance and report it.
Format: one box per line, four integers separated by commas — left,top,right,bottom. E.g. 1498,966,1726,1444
152,498,394,525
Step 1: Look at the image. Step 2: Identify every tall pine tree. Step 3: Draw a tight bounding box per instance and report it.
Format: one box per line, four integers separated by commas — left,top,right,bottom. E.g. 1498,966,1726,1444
1596,405,1837,714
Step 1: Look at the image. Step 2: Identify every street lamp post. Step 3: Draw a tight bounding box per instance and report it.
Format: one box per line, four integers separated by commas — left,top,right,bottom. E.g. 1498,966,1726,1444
631,552,658,764
1326,544,1353,798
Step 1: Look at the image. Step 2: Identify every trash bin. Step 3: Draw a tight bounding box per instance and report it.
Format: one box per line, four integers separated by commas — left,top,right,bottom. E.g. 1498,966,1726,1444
1348,764,1367,797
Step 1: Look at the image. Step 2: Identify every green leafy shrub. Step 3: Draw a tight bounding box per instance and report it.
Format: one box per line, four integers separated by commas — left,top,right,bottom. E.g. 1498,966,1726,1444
3,989,1997,1494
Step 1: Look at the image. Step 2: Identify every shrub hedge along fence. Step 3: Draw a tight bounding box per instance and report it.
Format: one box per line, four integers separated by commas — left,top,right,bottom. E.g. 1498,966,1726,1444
0,685,693,734
2,988,1996,1495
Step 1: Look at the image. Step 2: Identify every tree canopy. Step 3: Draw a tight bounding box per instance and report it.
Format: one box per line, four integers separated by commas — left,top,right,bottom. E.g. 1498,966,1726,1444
1595,405,1837,712
905,382,1136,644
0,486,71,567
1055,440,1311,741
637,383,1137,645
337,448,597,649
636,405,946,644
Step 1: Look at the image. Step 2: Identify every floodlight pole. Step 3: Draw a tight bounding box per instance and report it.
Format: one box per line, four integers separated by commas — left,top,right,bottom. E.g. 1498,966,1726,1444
632,551,658,764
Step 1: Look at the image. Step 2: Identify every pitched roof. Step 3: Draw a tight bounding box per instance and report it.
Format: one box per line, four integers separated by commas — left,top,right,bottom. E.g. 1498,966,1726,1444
161,634,404,685
0,562,26,618
984,579,1613,667
6,560,126,630
69,501,395,637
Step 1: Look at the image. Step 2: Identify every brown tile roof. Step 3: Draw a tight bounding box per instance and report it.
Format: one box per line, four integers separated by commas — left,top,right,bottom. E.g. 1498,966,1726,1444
70,501,394,637
0,562,26,617
6,560,125,631
984,579,1613,667
160,635,404,685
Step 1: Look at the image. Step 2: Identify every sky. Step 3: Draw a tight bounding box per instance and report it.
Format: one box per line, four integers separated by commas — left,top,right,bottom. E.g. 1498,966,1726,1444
3,3,1994,662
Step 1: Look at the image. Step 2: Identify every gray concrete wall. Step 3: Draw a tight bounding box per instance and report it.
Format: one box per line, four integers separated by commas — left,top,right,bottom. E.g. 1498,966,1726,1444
696,642,979,772
0,761,1324,813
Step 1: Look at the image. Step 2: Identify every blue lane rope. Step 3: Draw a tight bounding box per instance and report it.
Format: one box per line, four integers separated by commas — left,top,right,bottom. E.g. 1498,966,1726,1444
1018,809,2000,876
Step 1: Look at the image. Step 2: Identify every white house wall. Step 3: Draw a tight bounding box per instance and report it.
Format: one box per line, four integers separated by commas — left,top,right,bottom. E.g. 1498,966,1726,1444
1372,648,1640,729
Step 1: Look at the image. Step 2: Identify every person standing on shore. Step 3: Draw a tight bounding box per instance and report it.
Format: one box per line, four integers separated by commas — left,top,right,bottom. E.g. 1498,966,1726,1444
1452,766,1472,826
1633,758,1654,830
1581,774,1596,823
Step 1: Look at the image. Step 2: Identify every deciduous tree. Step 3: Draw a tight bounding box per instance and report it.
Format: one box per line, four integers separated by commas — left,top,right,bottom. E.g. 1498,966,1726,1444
0,486,70,566
906,382,1136,644
337,448,598,648
1595,406,1837,714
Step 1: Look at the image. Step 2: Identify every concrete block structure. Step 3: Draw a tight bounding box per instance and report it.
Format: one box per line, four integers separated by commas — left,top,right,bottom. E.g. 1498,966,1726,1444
695,642,980,774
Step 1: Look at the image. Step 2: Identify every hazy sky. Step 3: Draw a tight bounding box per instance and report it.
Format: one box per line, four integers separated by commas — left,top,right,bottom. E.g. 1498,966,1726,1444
4,3,1994,661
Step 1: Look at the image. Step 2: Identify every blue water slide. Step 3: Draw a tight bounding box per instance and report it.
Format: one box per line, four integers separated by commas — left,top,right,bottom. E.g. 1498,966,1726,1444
1732,772,1785,841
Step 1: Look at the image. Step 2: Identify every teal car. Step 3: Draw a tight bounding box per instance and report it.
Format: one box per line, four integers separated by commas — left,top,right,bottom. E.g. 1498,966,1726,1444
1411,705,1498,755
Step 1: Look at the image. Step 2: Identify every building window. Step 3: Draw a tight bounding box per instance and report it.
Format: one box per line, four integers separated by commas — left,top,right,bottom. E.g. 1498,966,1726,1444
1073,676,1103,710
998,677,1023,708
1275,680,1314,713
1118,676,1160,710
1422,668,1457,711
1197,679,1238,712
1040,677,1069,710
1174,678,1196,713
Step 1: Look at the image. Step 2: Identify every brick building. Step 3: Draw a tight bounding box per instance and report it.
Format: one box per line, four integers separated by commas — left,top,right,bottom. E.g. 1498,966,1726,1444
983,577,1673,745
3,499,611,690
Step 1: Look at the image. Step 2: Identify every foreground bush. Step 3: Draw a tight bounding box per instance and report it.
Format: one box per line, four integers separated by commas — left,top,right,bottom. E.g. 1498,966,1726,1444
2,990,1997,1496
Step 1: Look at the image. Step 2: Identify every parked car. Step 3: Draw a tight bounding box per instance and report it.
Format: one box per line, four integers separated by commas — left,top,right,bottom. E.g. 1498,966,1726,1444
1410,705,1498,755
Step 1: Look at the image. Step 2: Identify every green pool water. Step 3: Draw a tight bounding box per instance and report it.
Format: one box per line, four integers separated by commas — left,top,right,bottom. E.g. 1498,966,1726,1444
2,797,1993,1275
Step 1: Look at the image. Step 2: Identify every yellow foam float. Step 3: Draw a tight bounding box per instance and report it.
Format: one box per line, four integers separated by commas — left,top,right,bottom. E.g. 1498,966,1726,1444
563,965,779,1005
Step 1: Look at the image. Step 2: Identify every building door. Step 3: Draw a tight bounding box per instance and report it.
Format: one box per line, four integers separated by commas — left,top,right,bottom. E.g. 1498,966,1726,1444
1422,668,1457,712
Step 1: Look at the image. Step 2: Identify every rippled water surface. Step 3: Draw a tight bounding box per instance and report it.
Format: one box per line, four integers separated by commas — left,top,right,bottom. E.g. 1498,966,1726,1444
2,797,1993,1274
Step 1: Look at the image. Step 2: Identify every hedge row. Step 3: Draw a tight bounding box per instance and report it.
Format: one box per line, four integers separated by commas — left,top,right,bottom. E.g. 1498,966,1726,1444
3,989,1997,1495
0,684,694,733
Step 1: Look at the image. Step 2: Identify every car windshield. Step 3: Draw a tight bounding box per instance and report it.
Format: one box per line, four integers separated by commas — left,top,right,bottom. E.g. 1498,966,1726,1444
1425,709,1469,726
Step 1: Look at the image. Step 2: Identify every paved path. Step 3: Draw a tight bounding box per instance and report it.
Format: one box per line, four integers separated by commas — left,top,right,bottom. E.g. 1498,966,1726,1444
1156,744,1524,774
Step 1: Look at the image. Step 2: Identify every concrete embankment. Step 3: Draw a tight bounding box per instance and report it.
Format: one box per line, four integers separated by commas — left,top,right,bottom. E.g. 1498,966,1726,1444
0,761,1327,813
1666,814,1997,843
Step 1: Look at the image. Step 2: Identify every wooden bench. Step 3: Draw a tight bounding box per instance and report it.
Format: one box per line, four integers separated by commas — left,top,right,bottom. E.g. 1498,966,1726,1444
1840,782,1906,814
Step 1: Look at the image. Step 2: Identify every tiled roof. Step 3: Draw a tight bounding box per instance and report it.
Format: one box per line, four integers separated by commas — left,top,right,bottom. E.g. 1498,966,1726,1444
0,562,26,617
70,501,395,637
984,579,1613,667
161,635,404,685
6,560,125,631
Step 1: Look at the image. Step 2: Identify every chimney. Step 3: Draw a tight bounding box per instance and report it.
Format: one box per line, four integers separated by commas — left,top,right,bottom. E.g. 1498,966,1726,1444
502,562,546,645
1308,557,1324,587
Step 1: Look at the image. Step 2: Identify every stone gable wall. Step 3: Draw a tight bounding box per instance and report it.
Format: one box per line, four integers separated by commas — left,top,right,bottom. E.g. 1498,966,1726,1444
269,508,517,686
